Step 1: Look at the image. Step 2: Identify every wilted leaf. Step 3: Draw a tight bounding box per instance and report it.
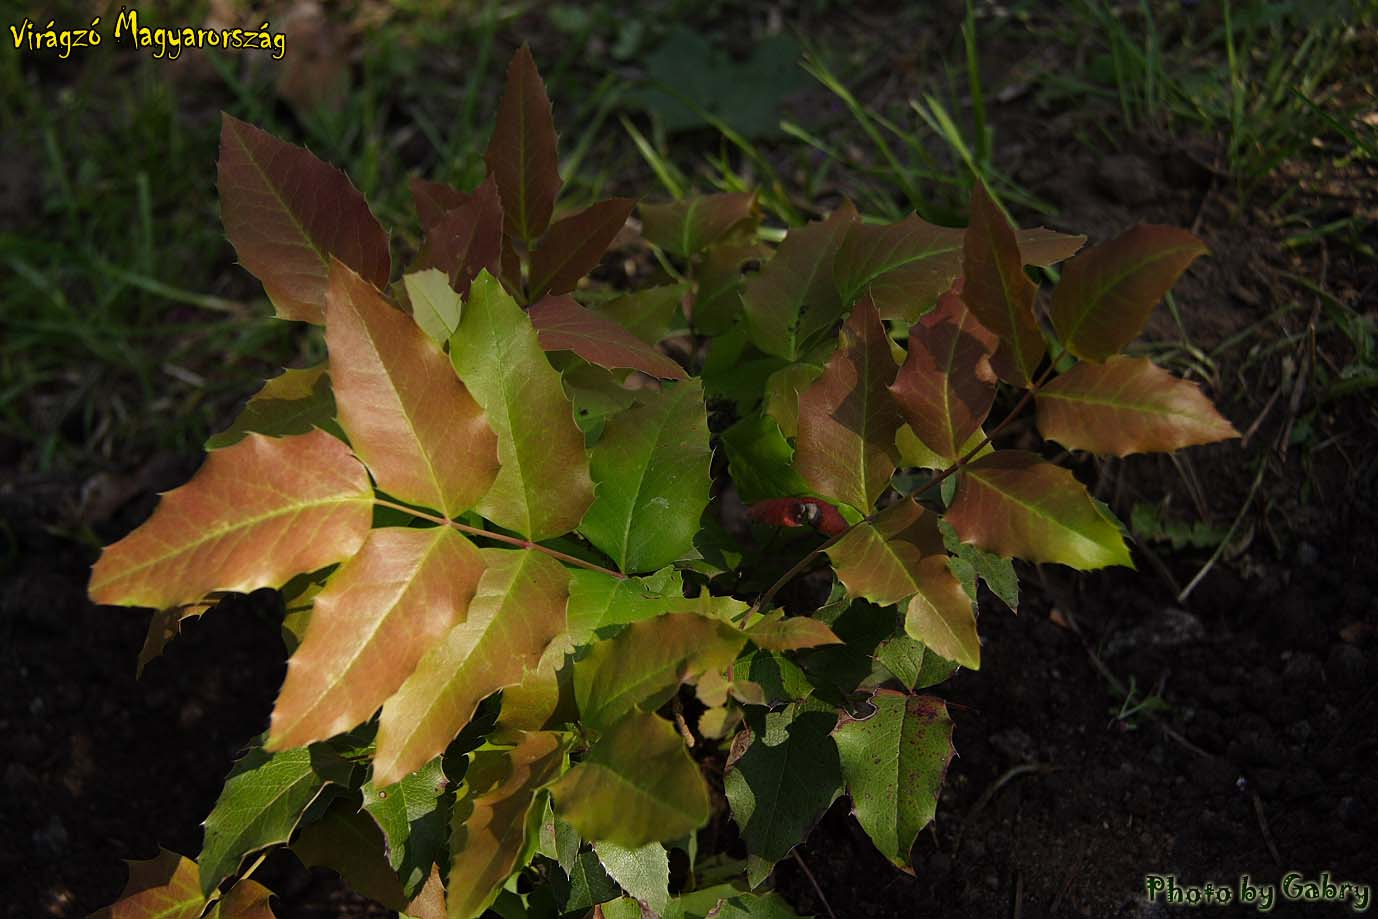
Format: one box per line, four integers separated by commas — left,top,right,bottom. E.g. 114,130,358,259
292,798,406,909
218,114,390,323
485,45,563,244
93,849,204,919
640,193,758,257
833,691,953,870
403,269,463,344
549,712,710,846
447,731,567,919
530,295,687,379
200,744,352,896
326,261,499,518
450,273,594,540
946,450,1133,569
890,285,999,462
373,549,568,787
1049,225,1209,361
529,198,636,299
593,841,670,916
362,757,450,897
89,430,372,610
580,380,711,573
268,527,484,750
794,297,901,512
743,202,857,359
415,175,504,299
962,183,1044,388
206,364,337,450
1036,355,1238,456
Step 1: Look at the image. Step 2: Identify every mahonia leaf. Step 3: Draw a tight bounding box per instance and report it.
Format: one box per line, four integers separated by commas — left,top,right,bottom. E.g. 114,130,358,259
529,295,687,379
486,45,563,244
723,706,843,886
962,183,1044,388
1049,225,1209,361
495,633,573,732
692,241,769,334
1036,355,1239,456
941,519,1019,612
575,612,746,730
743,201,858,359
362,757,451,898
901,557,980,671
763,363,822,439
93,849,205,919
267,527,485,750
218,114,390,324
596,284,688,344
136,601,213,677
199,744,352,896
721,416,811,504
565,567,685,642
210,879,278,919
549,712,710,846
325,260,499,518
833,691,954,870
205,364,337,450
592,841,671,916
745,612,842,651
450,272,594,540
895,423,989,472
373,548,569,787
825,499,945,607
794,296,901,513
1014,226,1087,267
833,214,965,322
402,866,447,919
579,380,711,573
560,850,621,912
415,176,504,299
410,176,471,233
89,429,372,610
946,450,1133,569
890,284,999,462
403,269,464,344
447,731,567,919
666,888,806,919
640,193,758,257
529,198,636,299
292,798,407,909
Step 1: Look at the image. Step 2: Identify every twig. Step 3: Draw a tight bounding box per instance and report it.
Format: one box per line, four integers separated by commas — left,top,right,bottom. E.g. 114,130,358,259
1251,792,1283,866
1177,460,1266,604
791,850,839,919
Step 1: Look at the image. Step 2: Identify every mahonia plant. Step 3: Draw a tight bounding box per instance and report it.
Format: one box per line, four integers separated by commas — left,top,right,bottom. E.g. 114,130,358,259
89,46,1237,919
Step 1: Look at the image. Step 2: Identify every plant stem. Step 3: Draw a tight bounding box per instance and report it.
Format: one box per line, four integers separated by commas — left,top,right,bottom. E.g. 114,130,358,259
372,498,626,580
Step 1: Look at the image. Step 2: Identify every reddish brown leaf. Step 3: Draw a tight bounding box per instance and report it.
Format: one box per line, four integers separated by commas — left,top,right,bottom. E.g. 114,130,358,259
218,114,389,323
528,295,687,379
528,198,636,299
1049,225,1209,361
834,215,965,321
640,193,759,257
826,499,946,606
409,176,472,232
1036,355,1239,456
415,175,504,299
962,184,1044,388
268,527,484,750
890,284,999,462
1014,226,1087,267
325,260,499,518
485,45,563,244
795,296,902,512
89,430,372,610
92,849,204,919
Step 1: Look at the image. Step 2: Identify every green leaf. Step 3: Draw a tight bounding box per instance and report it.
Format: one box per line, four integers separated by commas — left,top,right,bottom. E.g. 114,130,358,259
199,744,352,896
538,802,581,873
529,198,636,300
575,612,746,731
723,706,843,885
447,731,567,919
946,450,1133,570
961,183,1044,388
550,713,710,847
362,757,451,897
292,797,407,909
218,114,390,323
1049,225,1209,361
874,634,957,691
593,840,670,915
450,272,594,540
559,850,621,912
833,214,965,322
1036,355,1238,456
206,364,338,450
403,269,464,344
579,380,711,573
794,296,901,513
833,691,954,869
485,45,563,244
940,519,1018,612
373,548,569,787
595,284,687,344
692,241,768,335
721,415,811,504
902,557,981,671
566,567,685,642
763,363,823,439
93,849,205,919
640,193,758,257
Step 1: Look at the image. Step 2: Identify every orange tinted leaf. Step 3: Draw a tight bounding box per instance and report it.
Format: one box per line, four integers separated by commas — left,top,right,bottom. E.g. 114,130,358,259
89,430,371,610
746,613,842,651
795,296,902,512
485,45,563,244
415,175,504,299
962,184,1044,388
268,527,484,750
529,296,687,379
529,198,636,299
92,849,204,919
1050,225,1209,361
325,261,499,518
1037,355,1239,456
218,114,389,323
826,499,946,606
834,214,965,321
373,549,569,787
946,451,1133,570
1013,226,1086,267
903,557,980,670
211,879,278,919
640,193,758,257
890,285,999,462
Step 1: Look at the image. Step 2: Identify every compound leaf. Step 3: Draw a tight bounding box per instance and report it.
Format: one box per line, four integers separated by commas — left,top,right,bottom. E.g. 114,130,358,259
206,364,337,450
529,198,636,299
962,183,1043,388
640,193,758,257
485,45,563,244
529,295,687,379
